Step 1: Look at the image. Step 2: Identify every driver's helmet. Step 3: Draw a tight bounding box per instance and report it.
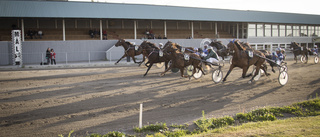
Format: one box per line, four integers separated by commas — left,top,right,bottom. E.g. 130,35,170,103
314,45,318,48
276,48,281,52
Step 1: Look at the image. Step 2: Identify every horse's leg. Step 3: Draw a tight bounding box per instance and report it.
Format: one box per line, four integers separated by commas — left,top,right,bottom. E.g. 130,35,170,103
261,63,270,76
294,55,297,63
131,56,139,64
164,61,169,70
223,64,235,82
115,54,127,65
180,68,188,78
242,67,251,78
143,62,153,77
305,53,308,63
160,64,172,76
249,66,260,83
138,55,145,66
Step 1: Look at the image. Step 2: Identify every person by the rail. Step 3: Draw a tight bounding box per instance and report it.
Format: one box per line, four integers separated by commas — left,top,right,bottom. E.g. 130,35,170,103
272,48,284,65
311,45,318,55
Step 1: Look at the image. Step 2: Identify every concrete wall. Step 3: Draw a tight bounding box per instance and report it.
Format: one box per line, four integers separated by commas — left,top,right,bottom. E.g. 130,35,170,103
0,37,314,65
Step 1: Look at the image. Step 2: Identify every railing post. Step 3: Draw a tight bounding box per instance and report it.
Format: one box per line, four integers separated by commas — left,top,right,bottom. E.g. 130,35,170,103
66,52,68,64
88,51,91,64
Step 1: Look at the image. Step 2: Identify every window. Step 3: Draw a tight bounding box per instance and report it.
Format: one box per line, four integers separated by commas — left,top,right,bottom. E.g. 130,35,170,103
309,26,314,36
265,24,271,37
248,24,256,37
257,24,263,37
272,24,279,37
315,26,320,36
279,25,286,37
301,26,307,36
293,25,300,37
286,25,292,37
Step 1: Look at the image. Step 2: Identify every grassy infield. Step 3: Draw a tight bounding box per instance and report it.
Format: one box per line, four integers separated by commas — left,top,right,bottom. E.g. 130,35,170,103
61,96,320,137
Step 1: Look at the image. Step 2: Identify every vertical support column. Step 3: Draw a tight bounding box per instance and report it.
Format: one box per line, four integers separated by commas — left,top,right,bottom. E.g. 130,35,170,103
191,22,194,38
236,23,239,39
55,19,58,29
62,19,66,41
215,22,218,35
100,20,103,40
75,20,77,29
37,19,39,29
21,19,25,42
164,21,167,38
242,23,245,39
106,20,108,29
134,20,137,40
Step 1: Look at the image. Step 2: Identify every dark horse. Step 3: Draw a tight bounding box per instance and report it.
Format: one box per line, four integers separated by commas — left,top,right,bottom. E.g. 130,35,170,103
209,40,229,61
114,39,145,65
160,42,205,78
290,42,309,63
140,41,171,77
223,40,269,83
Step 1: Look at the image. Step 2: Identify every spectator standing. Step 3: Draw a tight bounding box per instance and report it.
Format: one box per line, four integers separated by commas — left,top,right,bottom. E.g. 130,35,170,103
89,29,94,38
45,48,51,65
102,30,107,40
50,49,56,65
38,30,43,39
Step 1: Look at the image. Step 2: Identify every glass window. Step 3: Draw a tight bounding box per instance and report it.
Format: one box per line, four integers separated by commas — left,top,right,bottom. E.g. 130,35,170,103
315,26,320,36
257,24,263,37
309,26,314,36
248,24,256,37
286,25,292,37
279,25,286,37
301,26,307,36
293,25,300,37
265,24,271,37
272,24,279,37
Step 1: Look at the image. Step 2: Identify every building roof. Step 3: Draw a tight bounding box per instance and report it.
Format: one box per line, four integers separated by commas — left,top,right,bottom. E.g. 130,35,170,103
1,0,320,25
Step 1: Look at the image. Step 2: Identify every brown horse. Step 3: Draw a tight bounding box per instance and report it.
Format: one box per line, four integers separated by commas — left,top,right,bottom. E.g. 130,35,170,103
173,44,195,53
209,40,229,61
223,40,268,83
160,42,205,78
114,39,145,65
140,41,172,77
290,42,309,63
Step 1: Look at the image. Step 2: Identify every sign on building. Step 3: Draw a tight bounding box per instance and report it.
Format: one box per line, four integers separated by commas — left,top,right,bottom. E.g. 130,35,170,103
12,30,22,66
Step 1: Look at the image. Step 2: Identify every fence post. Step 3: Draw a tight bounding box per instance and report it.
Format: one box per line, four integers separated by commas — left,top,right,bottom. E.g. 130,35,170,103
88,51,91,64
66,52,68,64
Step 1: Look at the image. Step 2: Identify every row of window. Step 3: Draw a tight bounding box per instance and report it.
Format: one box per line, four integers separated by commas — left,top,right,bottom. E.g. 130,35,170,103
248,24,320,37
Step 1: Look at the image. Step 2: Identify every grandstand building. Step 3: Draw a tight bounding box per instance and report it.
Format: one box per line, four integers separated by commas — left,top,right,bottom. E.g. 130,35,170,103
1,0,320,65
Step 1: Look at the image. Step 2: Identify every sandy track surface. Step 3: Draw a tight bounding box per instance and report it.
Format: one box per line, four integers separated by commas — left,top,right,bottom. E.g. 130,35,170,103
0,60,319,137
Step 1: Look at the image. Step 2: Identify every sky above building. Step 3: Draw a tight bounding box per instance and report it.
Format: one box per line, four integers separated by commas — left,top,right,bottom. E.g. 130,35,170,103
69,0,320,15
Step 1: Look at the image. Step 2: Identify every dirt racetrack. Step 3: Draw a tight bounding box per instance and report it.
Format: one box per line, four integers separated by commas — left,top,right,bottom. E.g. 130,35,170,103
0,59,319,137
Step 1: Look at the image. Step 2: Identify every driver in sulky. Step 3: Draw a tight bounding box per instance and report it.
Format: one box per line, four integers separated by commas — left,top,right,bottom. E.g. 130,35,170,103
272,48,284,65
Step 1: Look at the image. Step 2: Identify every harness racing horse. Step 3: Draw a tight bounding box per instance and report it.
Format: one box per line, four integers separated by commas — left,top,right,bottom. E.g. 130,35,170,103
223,40,268,83
160,42,205,78
114,39,145,65
290,42,309,63
140,41,172,77
209,40,229,62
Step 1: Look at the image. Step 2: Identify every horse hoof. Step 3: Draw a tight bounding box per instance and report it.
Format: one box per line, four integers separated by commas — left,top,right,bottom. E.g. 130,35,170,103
248,81,252,84
159,73,165,77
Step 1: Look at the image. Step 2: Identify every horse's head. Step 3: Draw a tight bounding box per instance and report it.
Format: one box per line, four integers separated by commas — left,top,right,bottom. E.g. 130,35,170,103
227,40,236,54
115,39,126,47
290,41,299,49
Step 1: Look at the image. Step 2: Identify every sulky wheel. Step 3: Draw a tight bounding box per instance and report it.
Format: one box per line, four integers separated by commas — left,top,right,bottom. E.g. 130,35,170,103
278,71,289,86
212,68,223,83
300,56,307,63
314,56,319,64
186,65,194,77
193,68,203,79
